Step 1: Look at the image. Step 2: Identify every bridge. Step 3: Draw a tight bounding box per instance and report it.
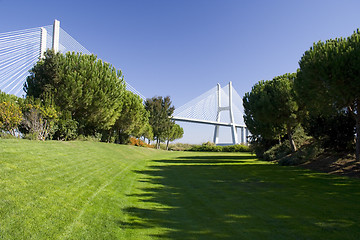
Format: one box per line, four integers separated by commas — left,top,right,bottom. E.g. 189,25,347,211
0,20,145,100
173,82,249,145
0,20,249,145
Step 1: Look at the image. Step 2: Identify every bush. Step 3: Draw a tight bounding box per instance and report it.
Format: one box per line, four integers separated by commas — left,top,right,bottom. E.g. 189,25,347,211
76,133,102,142
53,118,78,141
223,144,250,152
167,143,194,151
188,142,250,152
23,132,39,140
189,142,222,152
304,112,355,151
249,137,279,159
255,126,311,161
263,140,292,161
129,137,153,148
0,101,22,136
278,142,324,166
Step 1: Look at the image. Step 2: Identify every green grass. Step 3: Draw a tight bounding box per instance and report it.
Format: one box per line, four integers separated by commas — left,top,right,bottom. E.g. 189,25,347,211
1,139,360,239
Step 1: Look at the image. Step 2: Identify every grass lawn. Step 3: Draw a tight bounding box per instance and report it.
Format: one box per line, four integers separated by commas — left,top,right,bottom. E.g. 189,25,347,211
0,139,360,239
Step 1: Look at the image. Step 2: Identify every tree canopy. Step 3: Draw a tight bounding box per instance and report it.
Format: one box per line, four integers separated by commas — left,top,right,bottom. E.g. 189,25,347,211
164,123,184,150
25,50,125,135
243,73,299,151
296,30,360,160
112,90,151,144
145,96,175,149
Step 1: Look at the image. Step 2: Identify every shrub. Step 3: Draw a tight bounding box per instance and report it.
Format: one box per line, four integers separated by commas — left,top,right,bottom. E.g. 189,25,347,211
257,126,311,161
76,133,102,142
129,137,153,148
304,112,355,151
53,118,78,141
278,142,324,166
223,144,250,152
167,143,194,151
263,140,292,161
188,142,250,152
0,101,22,136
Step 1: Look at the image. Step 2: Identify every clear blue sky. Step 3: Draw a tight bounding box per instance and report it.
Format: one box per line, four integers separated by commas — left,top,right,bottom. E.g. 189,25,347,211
1,0,360,143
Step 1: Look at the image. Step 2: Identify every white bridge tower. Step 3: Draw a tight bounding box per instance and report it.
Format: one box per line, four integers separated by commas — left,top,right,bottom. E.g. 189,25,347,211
213,81,238,145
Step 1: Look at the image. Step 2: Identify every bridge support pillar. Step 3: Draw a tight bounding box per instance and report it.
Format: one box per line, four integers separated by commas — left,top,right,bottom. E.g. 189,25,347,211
213,83,221,144
52,19,60,53
213,82,238,145
229,81,238,144
240,127,244,144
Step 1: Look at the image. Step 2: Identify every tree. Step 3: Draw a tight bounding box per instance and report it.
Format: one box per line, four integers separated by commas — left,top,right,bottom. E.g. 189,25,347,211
112,91,150,144
20,99,58,141
0,101,22,136
0,90,21,104
164,123,184,150
145,96,175,149
24,50,125,136
304,111,355,151
296,30,360,160
243,73,299,152
243,80,283,141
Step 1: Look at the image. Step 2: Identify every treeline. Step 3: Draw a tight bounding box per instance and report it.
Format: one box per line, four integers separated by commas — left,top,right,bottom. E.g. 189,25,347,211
243,30,360,162
0,50,183,149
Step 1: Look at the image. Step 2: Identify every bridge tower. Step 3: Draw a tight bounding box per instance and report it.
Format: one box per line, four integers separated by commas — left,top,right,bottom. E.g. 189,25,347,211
213,81,238,145
40,19,60,58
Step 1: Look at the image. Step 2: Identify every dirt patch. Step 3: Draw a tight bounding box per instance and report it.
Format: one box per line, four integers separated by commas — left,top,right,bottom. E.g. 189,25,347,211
300,153,360,178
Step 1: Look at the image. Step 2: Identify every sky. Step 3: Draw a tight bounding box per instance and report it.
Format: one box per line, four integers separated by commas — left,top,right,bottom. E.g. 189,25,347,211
1,0,360,143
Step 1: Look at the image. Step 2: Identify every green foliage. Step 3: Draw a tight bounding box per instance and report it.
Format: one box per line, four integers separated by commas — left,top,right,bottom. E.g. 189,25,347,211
167,143,194,151
222,144,251,152
304,111,355,151
249,137,279,159
296,29,360,160
19,98,58,141
53,115,78,141
76,133,102,142
243,80,282,140
262,126,310,161
112,91,150,144
278,142,324,166
263,140,292,161
0,90,21,104
243,73,300,152
164,123,184,150
0,101,22,136
188,142,250,152
25,50,125,136
145,96,175,149
189,141,222,152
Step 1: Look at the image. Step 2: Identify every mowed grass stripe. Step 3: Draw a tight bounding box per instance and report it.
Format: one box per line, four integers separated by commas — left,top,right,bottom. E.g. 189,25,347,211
1,139,360,239
0,140,161,239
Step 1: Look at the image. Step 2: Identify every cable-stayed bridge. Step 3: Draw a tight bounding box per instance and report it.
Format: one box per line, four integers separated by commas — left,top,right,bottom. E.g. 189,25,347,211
0,20,248,145
173,82,249,145
0,20,145,100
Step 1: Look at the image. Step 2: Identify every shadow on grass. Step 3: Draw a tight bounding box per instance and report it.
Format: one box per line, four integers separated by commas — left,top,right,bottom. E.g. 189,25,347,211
177,155,259,160
119,155,360,239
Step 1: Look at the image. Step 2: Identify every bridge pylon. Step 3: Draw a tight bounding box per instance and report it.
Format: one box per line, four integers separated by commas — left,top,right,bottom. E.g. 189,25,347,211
213,81,238,145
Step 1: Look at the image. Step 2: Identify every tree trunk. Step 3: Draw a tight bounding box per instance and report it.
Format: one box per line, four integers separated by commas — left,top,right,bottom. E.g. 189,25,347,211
156,139,160,149
287,125,297,152
166,140,169,150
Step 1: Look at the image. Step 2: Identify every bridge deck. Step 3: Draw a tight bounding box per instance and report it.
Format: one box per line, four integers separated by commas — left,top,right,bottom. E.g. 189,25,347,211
172,116,246,128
